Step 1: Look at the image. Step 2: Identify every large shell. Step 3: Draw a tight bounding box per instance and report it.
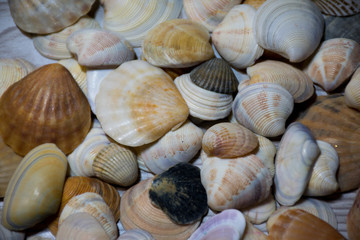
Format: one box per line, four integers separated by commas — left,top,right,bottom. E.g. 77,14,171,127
1,143,67,231
347,189,360,240
345,67,360,110
142,19,215,68
304,38,360,92
0,208,25,240
212,4,264,69
8,0,96,34
95,60,189,147
118,229,154,240
313,0,360,16
0,63,91,156
58,59,87,97
242,194,276,224
254,0,324,62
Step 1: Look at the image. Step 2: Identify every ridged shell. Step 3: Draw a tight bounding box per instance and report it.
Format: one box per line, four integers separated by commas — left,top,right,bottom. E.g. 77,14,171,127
33,16,100,60
254,0,324,62
135,120,203,174
242,194,276,224
2,143,67,231
232,82,294,137
252,134,276,177
313,0,360,16
58,59,87,97
345,67,360,110
120,178,200,240
96,60,189,147
274,122,320,206
8,0,96,34
304,38,360,92
175,73,233,121
0,63,91,156
118,229,154,240
347,189,360,240
0,208,25,240
242,0,267,9
202,122,258,158
142,19,215,68
212,4,264,69
247,60,314,103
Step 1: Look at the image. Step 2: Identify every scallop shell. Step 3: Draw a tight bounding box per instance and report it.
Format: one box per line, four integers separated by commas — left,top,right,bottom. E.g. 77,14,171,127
212,4,264,69
142,19,215,68
345,67,360,110
313,0,360,16
304,38,360,92
347,189,360,240
242,194,276,224
232,82,294,137
252,134,276,177
2,143,67,231
0,63,91,156
0,208,25,240
96,60,189,147
118,229,154,240
242,0,267,9
254,0,324,62
8,0,96,34
103,0,182,47
58,59,87,97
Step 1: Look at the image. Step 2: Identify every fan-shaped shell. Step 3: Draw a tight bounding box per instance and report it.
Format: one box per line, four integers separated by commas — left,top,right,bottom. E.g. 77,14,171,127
0,208,25,240
347,189,360,240
345,68,360,110
254,0,324,62
142,19,215,68
118,229,154,240
96,60,189,147
242,194,276,224
313,0,360,16
2,143,67,231
58,59,87,97
212,4,264,69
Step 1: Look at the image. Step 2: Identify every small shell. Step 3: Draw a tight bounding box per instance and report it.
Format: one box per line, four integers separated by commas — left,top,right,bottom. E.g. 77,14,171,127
252,134,276,178
347,189,360,240
345,67,360,110
0,208,25,240
58,59,87,96
242,194,276,224
118,229,154,240
313,0,360,16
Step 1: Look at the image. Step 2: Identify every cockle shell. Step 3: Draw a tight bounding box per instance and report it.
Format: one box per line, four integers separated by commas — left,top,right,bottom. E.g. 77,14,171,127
347,189,360,240
345,67,360,110
142,19,215,68
120,178,200,240
118,229,154,240
304,38,360,92
246,60,314,103
254,0,324,62
33,16,100,60
274,122,320,206
66,29,135,67
135,120,203,174
242,194,276,224
313,0,360,16
212,4,264,69
232,82,294,137
96,60,189,147
242,0,267,9
8,0,96,34
0,208,25,240
58,59,87,97
0,63,92,156
2,143,67,231
252,134,276,177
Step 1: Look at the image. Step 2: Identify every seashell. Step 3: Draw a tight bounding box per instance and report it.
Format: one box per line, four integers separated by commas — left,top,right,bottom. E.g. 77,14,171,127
118,229,154,240
188,209,246,240
242,220,268,240
267,209,345,240
313,0,360,16
175,73,233,121
201,152,273,211
33,16,100,60
252,134,276,178
103,0,182,47
95,60,189,147
0,58,35,97
0,63,91,156
212,4,264,69
242,0,267,9
324,14,360,44
58,59,87,97
2,143,67,231
183,0,242,32
93,143,139,186
135,120,203,174
142,19,215,68
298,94,360,192
304,140,339,197
120,178,200,240
347,189,360,240
345,67,360,110
254,0,324,62
0,207,25,240
66,29,135,67
246,60,314,103
56,212,110,240
8,0,96,34
202,122,258,158
242,194,276,224
232,82,294,137
59,192,118,240
274,122,320,206
189,58,238,94
304,38,360,92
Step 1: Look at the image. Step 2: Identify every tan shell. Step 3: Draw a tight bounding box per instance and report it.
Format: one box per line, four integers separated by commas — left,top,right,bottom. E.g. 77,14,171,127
58,59,87,97
242,194,276,224
345,67,360,110
0,207,25,240
347,189,360,240
242,0,267,9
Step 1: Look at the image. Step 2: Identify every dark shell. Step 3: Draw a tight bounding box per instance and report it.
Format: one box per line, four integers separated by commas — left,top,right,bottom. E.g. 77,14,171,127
347,189,360,240
189,58,238,94
149,163,208,225
324,14,360,43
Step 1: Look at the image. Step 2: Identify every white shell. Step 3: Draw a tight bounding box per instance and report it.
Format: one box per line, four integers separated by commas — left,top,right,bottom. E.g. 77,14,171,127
345,67,360,110
242,194,276,224
253,134,276,178
118,229,154,240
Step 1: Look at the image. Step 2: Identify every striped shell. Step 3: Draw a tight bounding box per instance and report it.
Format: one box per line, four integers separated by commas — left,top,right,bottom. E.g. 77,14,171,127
58,59,87,97
313,0,360,16
242,194,276,224
345,67,360,110
0,208,25,240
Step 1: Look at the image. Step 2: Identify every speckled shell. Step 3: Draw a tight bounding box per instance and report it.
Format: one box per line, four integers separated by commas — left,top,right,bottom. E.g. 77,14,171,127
8,0,96,34
304,38,360,92
254,0,324,62
347,189,360,240
313,0,360,16
243,194,276,224
212,4,264,69
0,63,91,156
58,59,87,97
0,208,25,240
118,229,154,240
143,19,215,68
345,68,360,110
1,143,67,231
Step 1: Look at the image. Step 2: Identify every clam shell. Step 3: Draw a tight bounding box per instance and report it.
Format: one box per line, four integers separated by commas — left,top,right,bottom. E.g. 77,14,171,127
345,67,360,110
142,19,215,68
313,0,360,16
0,208,25,240
58,59,87,97
2,143,67,231
252,134,276,178
96,60,189,147
118,229,154,240
0,63,91,156
254,0,324,62
242,194,276,224
212,4,264,69
347,189,360,240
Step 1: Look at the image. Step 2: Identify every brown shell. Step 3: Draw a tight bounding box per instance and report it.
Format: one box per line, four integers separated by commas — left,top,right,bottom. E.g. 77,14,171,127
0,63,92,156
347,189,360,240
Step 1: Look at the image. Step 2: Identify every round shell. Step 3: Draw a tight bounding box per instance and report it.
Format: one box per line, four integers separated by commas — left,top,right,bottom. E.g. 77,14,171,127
345,67,360,110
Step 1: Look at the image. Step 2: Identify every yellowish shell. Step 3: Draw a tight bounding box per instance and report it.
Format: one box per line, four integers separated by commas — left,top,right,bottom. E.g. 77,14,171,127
58,59,87,97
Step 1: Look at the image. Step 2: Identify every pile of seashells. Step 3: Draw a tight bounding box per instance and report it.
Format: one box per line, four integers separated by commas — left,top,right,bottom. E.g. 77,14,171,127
0,0,360,239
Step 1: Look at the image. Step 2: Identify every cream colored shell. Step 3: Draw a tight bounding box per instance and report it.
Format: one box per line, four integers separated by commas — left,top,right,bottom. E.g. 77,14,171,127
58,58,87,97
345,67,360,110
